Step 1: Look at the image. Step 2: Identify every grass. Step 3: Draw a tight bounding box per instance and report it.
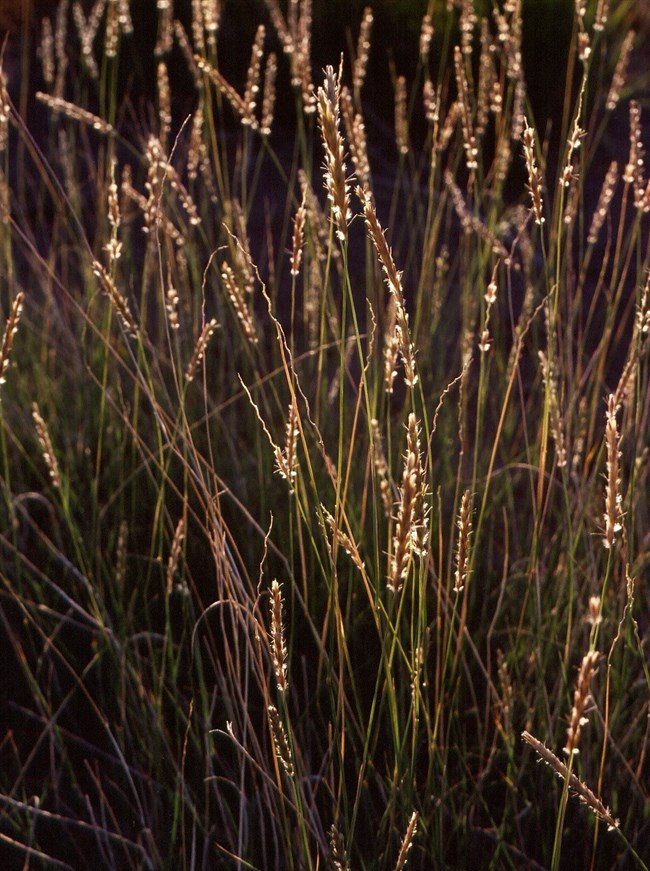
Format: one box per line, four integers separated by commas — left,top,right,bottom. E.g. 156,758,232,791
0,0,649,869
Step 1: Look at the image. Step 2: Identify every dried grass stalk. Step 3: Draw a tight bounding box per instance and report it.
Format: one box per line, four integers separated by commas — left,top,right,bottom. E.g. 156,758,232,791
226,201,255,294
265,0,292,54
419,14,434,64
53,1,70,98
454,489,473,593
294,0,315,111
436,100,459,153
423,78,439,126
560,113,585,189
72,0,104,79
195,55,258,129
444,172,508,256
121,169,184,247
165,274,180,332
105,159,122,264
93,261,138,337
538,350,567,468
606,30,634,110
317,64,350,242
407,414,429,557
32,403,61,489
322,507,365,573
459,0,477,56
166,517,186,595
300,170,335,262
201,0,221,50
496,650,513,737
266,0,314,111
587,161,619,245
185,318,219,382
173,19,200,82
522,119,544,225
275,399,299,486
105,0,120,58
588,596,602,627
479,272,498,353
565,650,599,756
187,105,205,180
290,195,307,276
390,414,427,592
603,394,622,550
221,263,258,344
36,92,115,135
329,824,351,871
0,292,24,388
394,75,409,156
624,101,647,213
383,296,399,394
268,704,294,776
244,25,266,120
497,0,523,82
390,459,417,593
454,46,478,170
39,17,55,87
261,52,278,136
0,75,8,155
341,86,371,188
476,21,495,138
522,731,618,830
115,519,128,587
353,7,373,93
357,185,418,386
510,76,526,140
394,810,419,871
157,61,171,149
371,418,393,517
269,580,288,693
594,0,610,31
155,0,173,56
189,0,205,53
240,384,299,493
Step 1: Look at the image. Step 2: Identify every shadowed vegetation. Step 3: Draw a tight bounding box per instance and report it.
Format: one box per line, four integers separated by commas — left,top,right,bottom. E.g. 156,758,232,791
0,1,648,869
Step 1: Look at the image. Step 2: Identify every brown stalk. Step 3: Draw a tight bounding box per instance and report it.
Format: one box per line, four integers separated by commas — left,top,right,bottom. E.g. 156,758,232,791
32,404,61,489
522,731,618,830
454,45,477,171
166,517,186,595
269,580,288,694
564,650,600,757
606,30,634,110
329,824,351,871
394,810,419,871
260,52,278,136
0,291,24,387
353,6,373,93
93,261,138,337
357,184,418,387
394,75,409,156
522,119,544,225
221,263,258,345
317,64,350,242
36,92,114,134
267,704,294,776
454,489,473,593
185,318,219,382
389,414,426,592
603,394,622,550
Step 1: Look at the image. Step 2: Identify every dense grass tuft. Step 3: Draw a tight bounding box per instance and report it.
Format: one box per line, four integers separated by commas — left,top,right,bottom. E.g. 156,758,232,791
0,1,648,869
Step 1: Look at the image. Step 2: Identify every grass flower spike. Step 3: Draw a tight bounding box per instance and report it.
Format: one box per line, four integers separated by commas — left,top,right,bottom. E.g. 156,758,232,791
317,63,350,242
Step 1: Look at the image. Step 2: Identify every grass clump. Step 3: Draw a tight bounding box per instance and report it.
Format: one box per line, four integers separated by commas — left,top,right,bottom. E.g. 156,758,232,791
0,1,649,869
